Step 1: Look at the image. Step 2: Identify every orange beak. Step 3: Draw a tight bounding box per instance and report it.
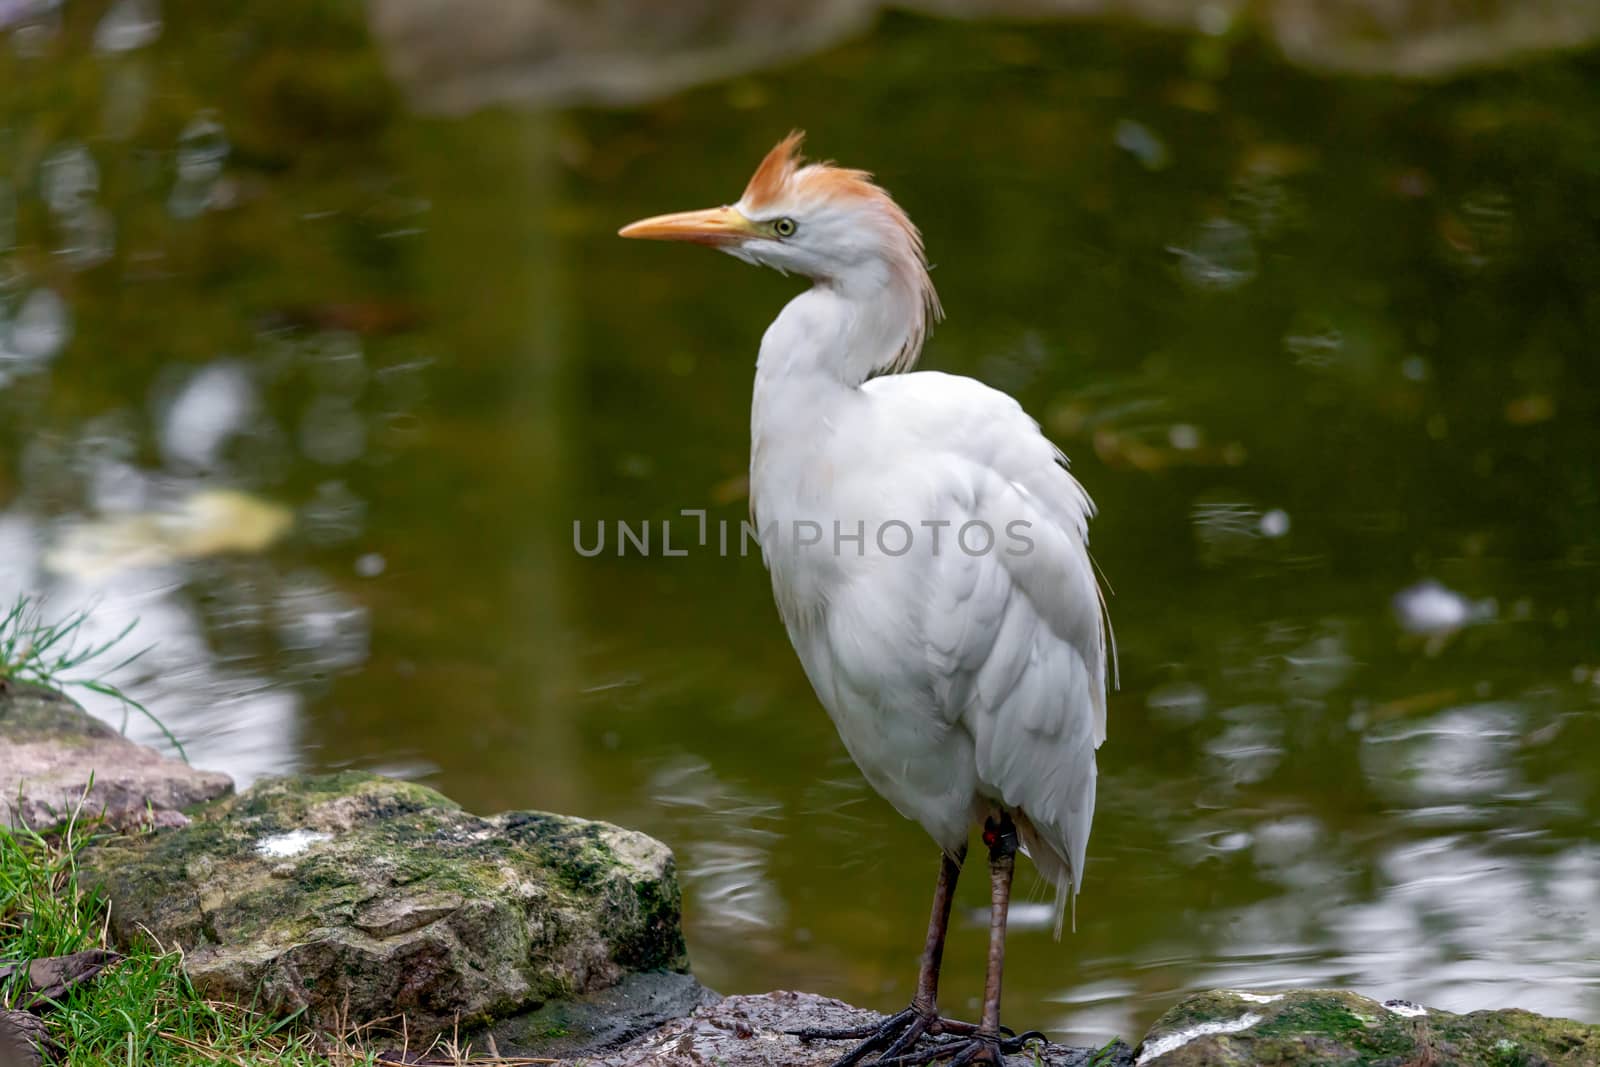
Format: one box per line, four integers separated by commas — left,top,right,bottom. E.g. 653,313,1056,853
618,206,759,246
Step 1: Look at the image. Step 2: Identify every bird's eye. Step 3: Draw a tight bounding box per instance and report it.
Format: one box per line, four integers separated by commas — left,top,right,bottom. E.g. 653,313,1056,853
772,217,797,238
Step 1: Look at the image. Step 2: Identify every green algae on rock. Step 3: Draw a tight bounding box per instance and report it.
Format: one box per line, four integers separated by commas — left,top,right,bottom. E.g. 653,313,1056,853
1136,988,1600,1066
79,772,688,1035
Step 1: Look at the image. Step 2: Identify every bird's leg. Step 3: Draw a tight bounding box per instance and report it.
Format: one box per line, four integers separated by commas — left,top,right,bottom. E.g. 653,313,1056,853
916,847,963,1014
876,813,1043,1067
973,815,1016,1058
873,846,964,1058
790,847,968,1064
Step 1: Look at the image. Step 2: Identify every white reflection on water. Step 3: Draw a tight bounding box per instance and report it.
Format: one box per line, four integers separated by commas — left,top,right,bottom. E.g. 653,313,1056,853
1251,816,1331,891
1047,976,1139,1048
0,343,375,783
1361,703,1523,807
0,223,420,783
305,330,368,397
158,361,258,471
1172,217,1257,292
1393,578,1496,638
94,0,161,54
302,480,367,546
0,514,302,783
1191,494,1296,567
169,112,229,219
299,394,367,466
40,143,97,216
1146,679,1208,725
9,288,71,366
649,755,784,940
800,761,877,844
1113,119,1169,172
1324,839,1600,1019
1205,707,1283,786
1125,815,1600,1026
1283,315,1344,369
38,141,115,269
7,4,59,58
276,570,370,675
1445,188,1517,272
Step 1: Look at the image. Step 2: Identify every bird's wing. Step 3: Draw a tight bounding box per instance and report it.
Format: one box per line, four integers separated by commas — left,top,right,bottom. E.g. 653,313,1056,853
866,372,1109,910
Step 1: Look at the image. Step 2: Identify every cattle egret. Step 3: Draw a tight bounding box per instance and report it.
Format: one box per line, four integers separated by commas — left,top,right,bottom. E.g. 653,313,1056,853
621,132,1111,1066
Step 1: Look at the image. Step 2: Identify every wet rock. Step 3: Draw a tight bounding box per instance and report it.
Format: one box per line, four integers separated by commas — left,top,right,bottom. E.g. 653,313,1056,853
0,682,232,832
78,772,688,1036
595,991,1136,1066
482,970,718,1059
1137,988,1600,1065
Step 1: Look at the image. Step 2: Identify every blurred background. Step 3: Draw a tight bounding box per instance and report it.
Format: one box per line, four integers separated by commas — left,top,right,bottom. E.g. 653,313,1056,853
2,0,1599,1045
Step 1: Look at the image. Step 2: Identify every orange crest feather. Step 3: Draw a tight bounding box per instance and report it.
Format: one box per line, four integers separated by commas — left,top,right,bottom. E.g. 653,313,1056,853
738,130,942,374
743,130,806,210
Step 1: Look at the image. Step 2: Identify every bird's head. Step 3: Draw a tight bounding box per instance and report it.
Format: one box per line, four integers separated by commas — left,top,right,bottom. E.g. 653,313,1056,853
620,131,940,370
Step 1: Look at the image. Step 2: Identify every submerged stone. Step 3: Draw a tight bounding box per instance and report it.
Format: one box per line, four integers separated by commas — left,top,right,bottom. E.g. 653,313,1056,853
1137,988,1600,1065
0,681,232,831
80,771,689,1035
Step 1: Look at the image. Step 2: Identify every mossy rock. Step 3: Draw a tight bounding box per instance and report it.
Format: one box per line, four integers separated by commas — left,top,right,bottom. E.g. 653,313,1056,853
1138,989,1600,1065
80,772,689,1036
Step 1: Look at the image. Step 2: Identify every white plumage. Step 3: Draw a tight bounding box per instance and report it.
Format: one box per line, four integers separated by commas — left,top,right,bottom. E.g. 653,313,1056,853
622,131,1110,1063
756,366,1106,922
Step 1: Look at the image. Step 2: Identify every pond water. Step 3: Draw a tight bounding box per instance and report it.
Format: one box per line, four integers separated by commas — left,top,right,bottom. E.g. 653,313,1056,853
3,1,1599,1045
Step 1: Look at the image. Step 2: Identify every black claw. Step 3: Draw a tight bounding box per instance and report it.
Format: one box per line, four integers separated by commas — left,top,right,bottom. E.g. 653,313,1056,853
872,1032,1007,1067
878,1015,931,1061
876,1034,1003,1067
789,1007,924,1067
947,1039,1002,1067
874,1049,953,1067
789,1005,1043,1067
791,1026,880,1042
790,1008,916,1045
999,1029,1048,1053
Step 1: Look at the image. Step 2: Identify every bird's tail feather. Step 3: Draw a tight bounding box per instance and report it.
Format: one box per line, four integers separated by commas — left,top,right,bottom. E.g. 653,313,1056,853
1014,812,1076,941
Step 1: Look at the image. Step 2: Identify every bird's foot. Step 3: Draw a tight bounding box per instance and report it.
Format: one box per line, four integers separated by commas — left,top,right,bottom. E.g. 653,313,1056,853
789,1006,921,1066
791,1006,1041,1067
872,1028,1046,1067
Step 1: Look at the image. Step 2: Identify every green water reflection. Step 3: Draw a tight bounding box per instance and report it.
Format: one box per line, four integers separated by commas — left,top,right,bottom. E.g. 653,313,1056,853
3,1,1599,1044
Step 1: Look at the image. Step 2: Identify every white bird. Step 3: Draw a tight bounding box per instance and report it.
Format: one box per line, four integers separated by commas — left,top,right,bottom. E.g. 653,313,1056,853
621,132,1111,1067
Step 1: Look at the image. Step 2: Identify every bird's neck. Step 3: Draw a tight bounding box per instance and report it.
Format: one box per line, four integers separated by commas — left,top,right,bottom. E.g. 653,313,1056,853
754,272,919,391
750,278,913,509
